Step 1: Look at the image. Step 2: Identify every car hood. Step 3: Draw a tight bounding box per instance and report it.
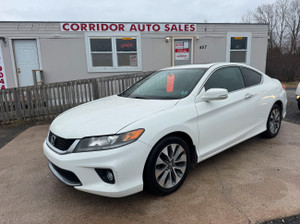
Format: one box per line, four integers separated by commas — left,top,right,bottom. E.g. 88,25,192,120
50,95,178,139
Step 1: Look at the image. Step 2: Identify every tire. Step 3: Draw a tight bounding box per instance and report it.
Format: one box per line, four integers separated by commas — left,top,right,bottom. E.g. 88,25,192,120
144,136,191,196
263,104,282,138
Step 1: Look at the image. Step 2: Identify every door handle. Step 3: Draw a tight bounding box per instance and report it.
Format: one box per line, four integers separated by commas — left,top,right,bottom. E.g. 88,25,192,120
244,93,253,99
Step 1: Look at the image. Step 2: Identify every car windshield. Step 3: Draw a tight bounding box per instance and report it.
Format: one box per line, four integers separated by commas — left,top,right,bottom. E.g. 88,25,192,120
119,68,207,99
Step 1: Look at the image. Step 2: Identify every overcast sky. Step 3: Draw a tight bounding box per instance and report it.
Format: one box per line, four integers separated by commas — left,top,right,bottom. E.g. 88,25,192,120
0,0,277,23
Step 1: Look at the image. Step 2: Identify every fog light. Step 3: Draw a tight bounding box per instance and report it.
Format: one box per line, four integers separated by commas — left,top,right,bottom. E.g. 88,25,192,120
95,168,115,184
106,171,114,182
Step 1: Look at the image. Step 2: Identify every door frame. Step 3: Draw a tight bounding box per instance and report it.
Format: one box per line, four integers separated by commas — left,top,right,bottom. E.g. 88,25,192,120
9,37,43,87
171,36,194,66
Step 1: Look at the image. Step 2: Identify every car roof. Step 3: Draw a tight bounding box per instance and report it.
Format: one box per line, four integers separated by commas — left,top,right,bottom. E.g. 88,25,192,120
160,62,251,71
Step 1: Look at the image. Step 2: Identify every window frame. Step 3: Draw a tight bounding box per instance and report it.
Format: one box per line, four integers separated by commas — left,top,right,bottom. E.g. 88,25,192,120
226,32,252,65
85,32,142,72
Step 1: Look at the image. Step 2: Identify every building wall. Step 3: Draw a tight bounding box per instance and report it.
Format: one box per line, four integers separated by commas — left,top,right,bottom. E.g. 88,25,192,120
1,40,16,87
250,36,268,72
194,36,227,63
0,22,268,88
40,38,89,83
141,35,172,71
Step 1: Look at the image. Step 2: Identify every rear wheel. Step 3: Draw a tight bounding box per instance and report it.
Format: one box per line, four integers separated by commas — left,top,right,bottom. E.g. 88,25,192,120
144,136,190,195
263,104,282,138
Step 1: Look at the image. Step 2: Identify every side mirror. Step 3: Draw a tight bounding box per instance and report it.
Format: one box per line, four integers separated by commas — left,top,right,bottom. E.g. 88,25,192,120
195,88,228,102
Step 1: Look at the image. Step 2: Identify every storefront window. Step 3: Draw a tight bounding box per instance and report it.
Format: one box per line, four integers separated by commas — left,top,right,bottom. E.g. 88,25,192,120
230,37,247,63
116,38,137,67
86,34,141,72
226,33,251,64
90,38,113,67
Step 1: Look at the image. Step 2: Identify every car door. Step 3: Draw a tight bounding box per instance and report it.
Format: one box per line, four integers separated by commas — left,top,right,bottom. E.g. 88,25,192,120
195,66,258,159
239,66,264,125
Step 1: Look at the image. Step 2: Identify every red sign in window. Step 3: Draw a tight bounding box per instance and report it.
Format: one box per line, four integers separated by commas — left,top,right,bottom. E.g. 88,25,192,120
175,49,189,53
166,74,175,92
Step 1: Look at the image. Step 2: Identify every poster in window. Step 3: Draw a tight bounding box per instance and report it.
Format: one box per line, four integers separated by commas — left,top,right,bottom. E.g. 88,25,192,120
129,55,137,66
175,41,189,61
175,41,184,49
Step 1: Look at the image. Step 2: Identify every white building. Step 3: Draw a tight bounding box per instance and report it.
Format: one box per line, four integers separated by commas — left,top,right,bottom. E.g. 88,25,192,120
0,22,268,89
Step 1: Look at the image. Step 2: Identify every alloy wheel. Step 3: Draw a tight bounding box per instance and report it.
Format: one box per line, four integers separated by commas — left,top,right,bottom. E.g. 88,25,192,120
269,107,281,134
154,144,187,189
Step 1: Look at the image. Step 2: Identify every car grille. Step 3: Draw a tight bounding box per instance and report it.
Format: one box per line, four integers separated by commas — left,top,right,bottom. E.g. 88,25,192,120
48,131,75,151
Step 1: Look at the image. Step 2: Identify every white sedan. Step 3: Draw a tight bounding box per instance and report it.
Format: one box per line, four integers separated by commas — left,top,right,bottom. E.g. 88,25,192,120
43,63,287,197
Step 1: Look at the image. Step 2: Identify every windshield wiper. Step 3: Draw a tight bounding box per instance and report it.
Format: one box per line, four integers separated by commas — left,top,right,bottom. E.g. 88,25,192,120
132,96,148,99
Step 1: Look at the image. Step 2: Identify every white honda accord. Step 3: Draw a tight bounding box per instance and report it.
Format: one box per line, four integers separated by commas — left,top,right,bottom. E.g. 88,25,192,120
43,63,287,197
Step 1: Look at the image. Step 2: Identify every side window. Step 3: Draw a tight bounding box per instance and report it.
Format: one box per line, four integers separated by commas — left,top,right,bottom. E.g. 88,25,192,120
240,67,262,87
204,67,245,92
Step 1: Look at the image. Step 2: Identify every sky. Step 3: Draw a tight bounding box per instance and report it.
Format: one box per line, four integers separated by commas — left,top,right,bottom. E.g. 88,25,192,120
0,0,277,23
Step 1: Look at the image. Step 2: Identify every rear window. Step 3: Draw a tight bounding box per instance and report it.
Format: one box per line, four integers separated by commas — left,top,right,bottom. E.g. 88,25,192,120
240,67,262,87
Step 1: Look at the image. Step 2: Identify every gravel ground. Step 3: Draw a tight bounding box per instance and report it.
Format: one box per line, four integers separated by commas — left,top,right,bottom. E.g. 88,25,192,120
0,89,299,224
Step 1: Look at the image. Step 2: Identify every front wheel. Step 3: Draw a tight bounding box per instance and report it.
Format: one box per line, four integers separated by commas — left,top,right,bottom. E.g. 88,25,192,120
263,104,282,138
144,136,190,196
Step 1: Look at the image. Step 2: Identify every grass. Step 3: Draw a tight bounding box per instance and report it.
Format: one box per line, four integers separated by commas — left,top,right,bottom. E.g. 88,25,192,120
282,81,299,88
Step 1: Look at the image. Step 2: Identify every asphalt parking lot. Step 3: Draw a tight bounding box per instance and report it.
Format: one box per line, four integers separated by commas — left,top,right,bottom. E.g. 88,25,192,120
0,88,299,224
284,88,300,125
1,122,300,224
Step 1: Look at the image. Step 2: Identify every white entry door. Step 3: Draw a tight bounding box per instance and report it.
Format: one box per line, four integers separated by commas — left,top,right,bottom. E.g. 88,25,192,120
14,40,40,87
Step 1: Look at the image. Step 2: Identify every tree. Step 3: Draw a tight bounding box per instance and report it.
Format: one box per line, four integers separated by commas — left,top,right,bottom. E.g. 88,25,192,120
241,10,254,23
241,0,300,81
274,0,289,50
253,4,277,50
286,0,300,53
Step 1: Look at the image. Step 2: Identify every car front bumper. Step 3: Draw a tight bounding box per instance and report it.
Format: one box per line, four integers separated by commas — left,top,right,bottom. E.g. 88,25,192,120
43,139,150,198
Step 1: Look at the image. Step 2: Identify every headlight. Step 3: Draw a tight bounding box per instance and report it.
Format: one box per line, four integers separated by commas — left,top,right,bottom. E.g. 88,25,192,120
74,129,144,152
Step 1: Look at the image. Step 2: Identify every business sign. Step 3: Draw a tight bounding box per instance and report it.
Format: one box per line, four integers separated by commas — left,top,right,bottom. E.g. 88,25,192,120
0,45,7,90
61,23,196,32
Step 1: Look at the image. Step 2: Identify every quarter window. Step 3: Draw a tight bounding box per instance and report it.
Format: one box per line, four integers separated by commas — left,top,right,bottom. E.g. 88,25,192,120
240,67,262,87
204,67,245,92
